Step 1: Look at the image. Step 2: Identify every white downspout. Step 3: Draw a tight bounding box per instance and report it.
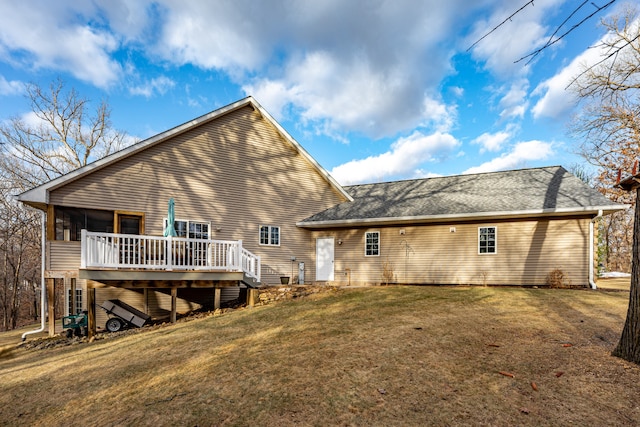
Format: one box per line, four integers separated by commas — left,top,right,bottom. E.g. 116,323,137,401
22,210,47,341
589,210,603,290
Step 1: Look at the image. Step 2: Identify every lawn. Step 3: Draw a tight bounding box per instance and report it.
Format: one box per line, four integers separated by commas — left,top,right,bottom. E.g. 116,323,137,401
0,286,638,426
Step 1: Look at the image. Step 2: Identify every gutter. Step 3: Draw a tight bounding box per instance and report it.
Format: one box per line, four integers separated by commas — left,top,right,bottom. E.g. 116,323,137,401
589,210,603,290
22,211,46,341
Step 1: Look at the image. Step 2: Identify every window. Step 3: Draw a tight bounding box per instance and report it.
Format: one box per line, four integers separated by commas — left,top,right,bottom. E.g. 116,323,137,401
164,219,210,239
67,288,83,315
55,207,114,241
259,225,280,246
365,231,380,256
479,227,497,254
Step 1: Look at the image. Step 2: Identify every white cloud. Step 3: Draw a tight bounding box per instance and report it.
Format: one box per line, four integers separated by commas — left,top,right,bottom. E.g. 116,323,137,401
330,131,460,185
129,76,176,98
531,31,623,119
531,12,640,120
450,86,464,97
467,0,560,79
463,140,553,174
245,52,457,139
0,75,22,95
472,130,511,153
157,0,478,138
498,80,529,120
0,2,122,88
244,79,298,122
94,0,154,42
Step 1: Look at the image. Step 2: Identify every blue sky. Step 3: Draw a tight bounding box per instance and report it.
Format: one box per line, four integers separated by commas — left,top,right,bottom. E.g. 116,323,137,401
0,0,625,185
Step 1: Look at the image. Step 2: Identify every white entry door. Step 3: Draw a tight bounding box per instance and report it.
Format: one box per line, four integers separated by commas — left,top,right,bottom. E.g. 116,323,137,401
316,237,334,281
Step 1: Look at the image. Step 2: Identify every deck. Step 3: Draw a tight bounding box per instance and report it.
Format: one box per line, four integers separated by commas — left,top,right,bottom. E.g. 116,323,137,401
80,230,261,287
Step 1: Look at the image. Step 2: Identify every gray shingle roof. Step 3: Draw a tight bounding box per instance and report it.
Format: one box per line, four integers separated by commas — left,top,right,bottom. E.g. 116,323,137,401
298,166,625,227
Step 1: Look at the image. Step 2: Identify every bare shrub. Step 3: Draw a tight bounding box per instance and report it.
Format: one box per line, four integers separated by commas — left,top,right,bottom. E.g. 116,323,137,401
381,258,395,286
546,268,571,288
479,270,489,287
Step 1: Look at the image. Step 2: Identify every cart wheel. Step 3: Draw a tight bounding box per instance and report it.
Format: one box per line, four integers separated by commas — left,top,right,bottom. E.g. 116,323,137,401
105,318,123,332
65,329,73,339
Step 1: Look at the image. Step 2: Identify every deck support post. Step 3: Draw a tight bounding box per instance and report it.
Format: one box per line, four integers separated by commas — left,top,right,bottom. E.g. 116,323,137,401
214,288,221,310
46,278,55,337
248,288,256,307
87,281,96,339
170,287,177,323
70,278,76,315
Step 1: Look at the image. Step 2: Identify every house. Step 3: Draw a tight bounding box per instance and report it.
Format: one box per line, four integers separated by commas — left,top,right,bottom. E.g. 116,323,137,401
17,96,626,337
299,167,625,286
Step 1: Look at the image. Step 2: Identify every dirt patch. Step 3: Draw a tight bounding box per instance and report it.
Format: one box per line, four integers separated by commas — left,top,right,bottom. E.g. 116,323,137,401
18,284,338,351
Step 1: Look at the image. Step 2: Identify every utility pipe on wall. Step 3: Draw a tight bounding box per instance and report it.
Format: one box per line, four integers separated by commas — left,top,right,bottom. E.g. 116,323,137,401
589,210,603,290
22,211,46,342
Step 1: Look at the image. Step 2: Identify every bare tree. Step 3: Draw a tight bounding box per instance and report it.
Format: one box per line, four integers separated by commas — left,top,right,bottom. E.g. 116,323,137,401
0,186,40,330
0,79,129,186
0,79,132,330
571,5,640,364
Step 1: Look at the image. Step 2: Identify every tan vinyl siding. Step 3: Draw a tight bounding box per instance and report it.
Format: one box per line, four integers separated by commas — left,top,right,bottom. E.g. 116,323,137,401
48,106,347,286
94,287,223,328
312,217,591,286
221,287,240,301
48,241,81,270
145,288,212,318
95,288,147,329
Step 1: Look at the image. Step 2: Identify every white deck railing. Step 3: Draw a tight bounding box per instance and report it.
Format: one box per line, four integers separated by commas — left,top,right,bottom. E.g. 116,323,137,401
80,230,260,281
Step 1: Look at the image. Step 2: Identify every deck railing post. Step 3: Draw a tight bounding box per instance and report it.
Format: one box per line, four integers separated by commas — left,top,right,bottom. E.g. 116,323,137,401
256,255,261,282
236,240,242,271
81,229,87,269
166,235,173,271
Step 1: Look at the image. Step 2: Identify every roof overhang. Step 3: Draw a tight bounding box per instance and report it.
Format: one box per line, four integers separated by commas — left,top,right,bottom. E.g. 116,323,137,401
296,205,628,228
616,174,640,191
17,96,352,210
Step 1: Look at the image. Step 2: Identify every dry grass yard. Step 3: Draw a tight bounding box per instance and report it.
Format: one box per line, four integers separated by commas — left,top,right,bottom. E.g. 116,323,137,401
1,286,639,426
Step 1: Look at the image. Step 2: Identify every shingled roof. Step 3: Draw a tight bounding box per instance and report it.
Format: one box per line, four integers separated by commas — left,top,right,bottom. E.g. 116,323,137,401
297,166,626,228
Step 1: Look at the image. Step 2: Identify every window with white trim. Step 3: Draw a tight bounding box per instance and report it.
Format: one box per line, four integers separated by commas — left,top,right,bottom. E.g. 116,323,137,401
163,219,210,239
478,226,497,254
365,231,380,256
259,225,280,246
67,288,83,315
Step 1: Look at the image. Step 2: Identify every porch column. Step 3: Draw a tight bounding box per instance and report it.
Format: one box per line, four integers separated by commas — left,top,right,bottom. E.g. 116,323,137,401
213,288,221,310
87,281,96,339
46,278,55,337
170,287,177,323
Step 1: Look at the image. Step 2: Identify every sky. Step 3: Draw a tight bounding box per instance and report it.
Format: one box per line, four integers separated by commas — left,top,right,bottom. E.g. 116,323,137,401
0,0,627,185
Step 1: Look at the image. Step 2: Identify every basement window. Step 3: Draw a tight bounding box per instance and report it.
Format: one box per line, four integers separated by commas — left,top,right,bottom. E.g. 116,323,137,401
478,226,497,254
67,288,83,315
259,225,280,246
